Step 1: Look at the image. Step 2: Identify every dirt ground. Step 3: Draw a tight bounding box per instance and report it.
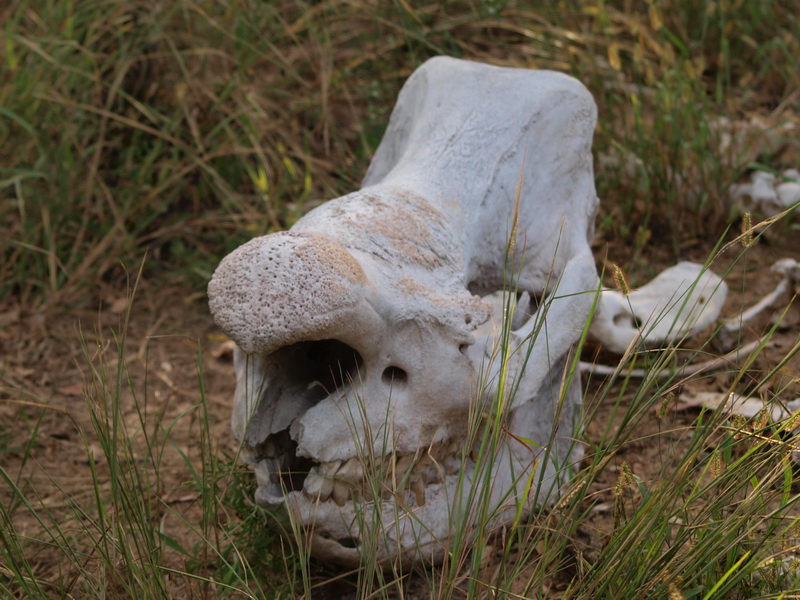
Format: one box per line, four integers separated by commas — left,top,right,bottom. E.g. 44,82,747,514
1,219,798,597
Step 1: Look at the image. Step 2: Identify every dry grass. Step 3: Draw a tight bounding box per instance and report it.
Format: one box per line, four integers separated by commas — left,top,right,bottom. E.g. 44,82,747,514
1,0,800,598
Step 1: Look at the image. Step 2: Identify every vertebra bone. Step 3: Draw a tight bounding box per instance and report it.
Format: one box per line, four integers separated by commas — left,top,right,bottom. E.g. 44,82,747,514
589,262,728,355
719,258,800,350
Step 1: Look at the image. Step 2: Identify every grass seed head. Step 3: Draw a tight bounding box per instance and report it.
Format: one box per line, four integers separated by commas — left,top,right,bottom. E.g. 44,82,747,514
710,450,725,480
730,414,748,439
668,581,686,600
615,461,635,495
785,408,800,432
741,212,754,248
657,392,675,420
611,263,631,296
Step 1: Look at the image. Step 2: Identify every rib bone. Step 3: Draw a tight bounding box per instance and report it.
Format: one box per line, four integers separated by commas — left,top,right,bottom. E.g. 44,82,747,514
719,258,800,351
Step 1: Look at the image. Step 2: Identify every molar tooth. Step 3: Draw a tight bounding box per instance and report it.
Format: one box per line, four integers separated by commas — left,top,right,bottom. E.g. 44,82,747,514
321,460,342,476
331,481,350,506
304,468,333,501
253,459,280,487
395,454,414,475
410,478,425,506
255,484,285,506
336,458,364,483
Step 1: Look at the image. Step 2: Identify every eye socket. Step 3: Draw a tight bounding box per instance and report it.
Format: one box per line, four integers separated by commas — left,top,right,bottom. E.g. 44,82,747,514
382,366,408,387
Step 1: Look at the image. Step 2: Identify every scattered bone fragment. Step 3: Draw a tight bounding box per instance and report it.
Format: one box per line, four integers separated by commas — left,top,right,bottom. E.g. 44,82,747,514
674,390,800,467
209,57,599,566
585,256,798,373
774,257,800,291
674,389,800,423
729,169,800,217
580,336,767,379
589,262,728,355
598,115,798,209
719,258,800,351
714,115,797,168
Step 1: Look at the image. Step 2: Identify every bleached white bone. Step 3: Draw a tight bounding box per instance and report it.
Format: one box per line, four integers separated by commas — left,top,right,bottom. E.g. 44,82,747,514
719,258,800,350
470,249,597,410
675,389,800,422
209,57,599,566
730,169,800,216
584,258,799,377
589,262,728,355
580,336,767,379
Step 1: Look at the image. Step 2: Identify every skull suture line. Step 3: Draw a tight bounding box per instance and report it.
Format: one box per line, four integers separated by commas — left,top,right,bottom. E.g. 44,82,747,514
208,57,600,566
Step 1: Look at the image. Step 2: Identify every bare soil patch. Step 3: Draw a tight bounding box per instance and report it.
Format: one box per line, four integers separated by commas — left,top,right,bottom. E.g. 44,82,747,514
1,228,798,597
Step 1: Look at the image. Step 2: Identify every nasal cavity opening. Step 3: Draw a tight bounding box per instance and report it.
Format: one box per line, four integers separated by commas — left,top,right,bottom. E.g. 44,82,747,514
302,339,364,393
274,339,364,401
382,366,408,387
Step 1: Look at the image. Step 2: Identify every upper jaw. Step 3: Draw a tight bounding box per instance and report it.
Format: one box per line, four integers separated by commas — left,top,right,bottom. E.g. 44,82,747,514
248,433,535,567
246,424,577,568
251,436,465,509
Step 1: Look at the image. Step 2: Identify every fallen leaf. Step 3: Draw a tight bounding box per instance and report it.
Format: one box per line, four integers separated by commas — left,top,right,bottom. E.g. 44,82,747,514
58,383,85,396
110,297,129,314
0,307,20,327
608,43,622,71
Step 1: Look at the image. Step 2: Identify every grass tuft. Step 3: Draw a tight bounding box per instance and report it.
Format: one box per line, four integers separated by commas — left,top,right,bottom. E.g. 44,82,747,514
2,1,799,598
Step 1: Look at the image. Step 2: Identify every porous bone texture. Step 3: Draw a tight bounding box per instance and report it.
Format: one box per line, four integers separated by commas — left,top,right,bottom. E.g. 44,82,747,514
208,232,367,355
208,56,600,567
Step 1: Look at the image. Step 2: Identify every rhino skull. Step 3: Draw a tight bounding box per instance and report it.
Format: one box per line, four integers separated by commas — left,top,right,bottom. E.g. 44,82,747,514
208,57,600,566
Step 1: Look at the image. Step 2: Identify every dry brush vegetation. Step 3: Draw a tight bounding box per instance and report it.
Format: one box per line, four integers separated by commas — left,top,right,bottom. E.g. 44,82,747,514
1,1,799,598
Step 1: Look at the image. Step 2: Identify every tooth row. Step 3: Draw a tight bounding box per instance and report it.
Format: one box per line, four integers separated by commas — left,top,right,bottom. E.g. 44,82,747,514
301,457,360,506
299,439,466,506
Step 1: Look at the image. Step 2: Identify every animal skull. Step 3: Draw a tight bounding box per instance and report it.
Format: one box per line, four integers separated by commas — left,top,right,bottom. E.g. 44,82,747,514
208,57,600,566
